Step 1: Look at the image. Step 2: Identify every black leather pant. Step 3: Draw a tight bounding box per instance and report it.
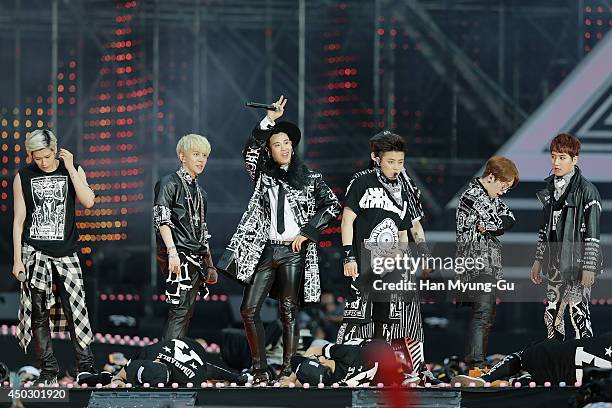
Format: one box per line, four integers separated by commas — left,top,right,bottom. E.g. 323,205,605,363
240,243,304,376
465,291,497,369
30,267,94,375
162,257,201,341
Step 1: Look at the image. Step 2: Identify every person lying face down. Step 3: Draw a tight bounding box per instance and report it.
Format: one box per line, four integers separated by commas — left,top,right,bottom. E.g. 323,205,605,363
451,332,612,387
102,337,238,387
288,338,402,387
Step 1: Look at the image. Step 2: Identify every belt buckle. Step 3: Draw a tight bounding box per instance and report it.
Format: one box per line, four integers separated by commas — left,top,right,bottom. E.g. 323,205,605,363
270,239,291,246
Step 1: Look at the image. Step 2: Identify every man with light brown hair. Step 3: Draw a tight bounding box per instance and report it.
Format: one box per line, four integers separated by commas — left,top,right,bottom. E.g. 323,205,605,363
455,156,519,371
530,133,602,340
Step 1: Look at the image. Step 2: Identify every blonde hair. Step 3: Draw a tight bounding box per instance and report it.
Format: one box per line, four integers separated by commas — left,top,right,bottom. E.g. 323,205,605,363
25,129,58,155
176,134,211,158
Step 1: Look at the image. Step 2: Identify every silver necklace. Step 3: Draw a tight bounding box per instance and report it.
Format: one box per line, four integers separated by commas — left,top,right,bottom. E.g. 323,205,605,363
176,169,206,245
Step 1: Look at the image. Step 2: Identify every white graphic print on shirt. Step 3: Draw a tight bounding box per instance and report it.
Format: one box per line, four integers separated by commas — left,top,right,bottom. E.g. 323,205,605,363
359,187,407,219
364,218,399,267
157,339,205,379
552,209,562,231
30,175,68,240
574,346,612,384
172,339,205,366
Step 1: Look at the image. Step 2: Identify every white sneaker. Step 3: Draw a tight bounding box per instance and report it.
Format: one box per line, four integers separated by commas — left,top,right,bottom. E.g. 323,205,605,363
401,373,421,387
450,374,486,387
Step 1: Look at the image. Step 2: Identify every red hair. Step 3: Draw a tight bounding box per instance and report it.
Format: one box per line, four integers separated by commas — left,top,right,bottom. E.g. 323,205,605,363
550,133,580,157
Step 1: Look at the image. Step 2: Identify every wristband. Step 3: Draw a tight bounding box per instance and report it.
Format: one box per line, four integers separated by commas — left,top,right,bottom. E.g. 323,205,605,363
416,242,431,258
342,245,354,259
343,256,357,265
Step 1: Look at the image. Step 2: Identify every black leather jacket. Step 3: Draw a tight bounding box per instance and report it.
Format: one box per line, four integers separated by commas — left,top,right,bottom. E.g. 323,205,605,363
153,169,215,273
535,166,603,281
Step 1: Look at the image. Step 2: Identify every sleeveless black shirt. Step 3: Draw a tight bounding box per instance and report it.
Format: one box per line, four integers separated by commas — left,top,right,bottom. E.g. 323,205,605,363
18,160,80,257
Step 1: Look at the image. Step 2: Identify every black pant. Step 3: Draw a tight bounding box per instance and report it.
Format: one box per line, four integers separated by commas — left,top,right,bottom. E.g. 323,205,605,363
162,256,202,340
240,243,304,375
465,291,496,368
31,266,94,375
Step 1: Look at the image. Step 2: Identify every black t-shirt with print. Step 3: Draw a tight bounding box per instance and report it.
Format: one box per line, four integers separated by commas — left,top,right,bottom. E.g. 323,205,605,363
18,160,79,257
134,337,208,384
344,169,424,277
522,333,612,385
321,338,395,386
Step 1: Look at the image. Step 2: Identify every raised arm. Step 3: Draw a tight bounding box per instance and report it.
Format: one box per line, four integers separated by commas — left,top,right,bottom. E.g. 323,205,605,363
59,149,95,208
243,95,287,181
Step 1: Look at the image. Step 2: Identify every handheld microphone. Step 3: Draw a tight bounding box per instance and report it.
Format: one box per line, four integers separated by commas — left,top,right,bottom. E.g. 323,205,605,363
245,102,277,111
17,271,26,282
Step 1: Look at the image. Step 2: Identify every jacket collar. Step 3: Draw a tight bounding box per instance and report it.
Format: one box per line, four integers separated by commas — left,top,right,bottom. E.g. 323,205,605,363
177,166,197,185
474,178,495,202
540,166,582,207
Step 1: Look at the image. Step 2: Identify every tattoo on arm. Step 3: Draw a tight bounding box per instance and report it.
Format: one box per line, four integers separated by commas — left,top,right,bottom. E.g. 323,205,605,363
411,227,425,243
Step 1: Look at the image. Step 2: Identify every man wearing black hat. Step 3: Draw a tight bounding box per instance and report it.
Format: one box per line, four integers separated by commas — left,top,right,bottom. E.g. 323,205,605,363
218,95,341,384
107,337,238,387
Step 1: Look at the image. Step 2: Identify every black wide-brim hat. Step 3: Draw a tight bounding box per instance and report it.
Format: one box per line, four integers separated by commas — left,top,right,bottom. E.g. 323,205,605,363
269,121,301,146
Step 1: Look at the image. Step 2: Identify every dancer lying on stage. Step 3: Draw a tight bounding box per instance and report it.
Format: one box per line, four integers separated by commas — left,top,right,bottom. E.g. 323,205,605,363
103,337,238,387
451,332,612,387
288,338,401,387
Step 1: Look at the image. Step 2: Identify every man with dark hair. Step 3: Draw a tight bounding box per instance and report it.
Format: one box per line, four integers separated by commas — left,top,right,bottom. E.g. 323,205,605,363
451,332,612,387
218,95,341,384
455,156,518,371
337,130,432,384
530,133,602,340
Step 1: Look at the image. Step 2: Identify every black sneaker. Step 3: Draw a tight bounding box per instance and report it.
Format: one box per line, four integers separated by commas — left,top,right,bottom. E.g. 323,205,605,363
252,369,274,386
34,371,58,386
76,364,99,385
236,371,252,386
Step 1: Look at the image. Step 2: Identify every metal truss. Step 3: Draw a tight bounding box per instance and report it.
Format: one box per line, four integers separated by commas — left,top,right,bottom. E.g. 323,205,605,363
390,0,527,141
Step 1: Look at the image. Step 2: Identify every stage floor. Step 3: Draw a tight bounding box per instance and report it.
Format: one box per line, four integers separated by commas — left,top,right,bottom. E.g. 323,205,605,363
0,385,578,408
